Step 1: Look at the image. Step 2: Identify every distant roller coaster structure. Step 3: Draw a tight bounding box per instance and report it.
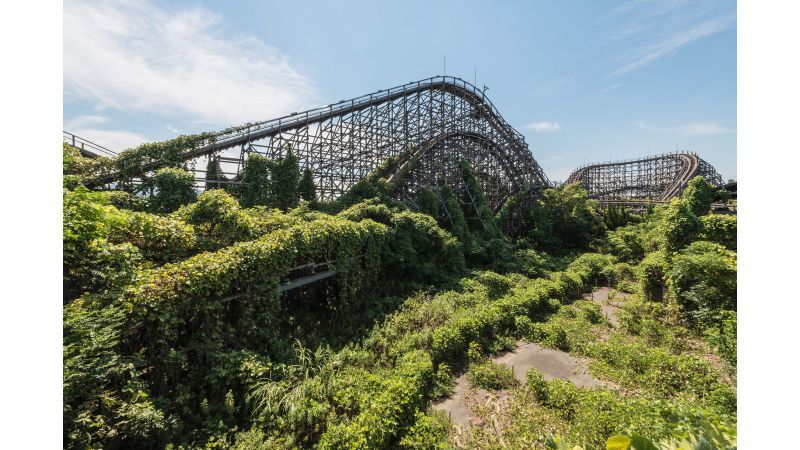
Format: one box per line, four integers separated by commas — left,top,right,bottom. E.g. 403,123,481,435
565,152,724,201
79,76,550,212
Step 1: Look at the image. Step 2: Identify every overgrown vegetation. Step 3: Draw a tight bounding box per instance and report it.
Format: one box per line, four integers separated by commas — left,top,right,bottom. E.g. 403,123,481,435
63,137,736,449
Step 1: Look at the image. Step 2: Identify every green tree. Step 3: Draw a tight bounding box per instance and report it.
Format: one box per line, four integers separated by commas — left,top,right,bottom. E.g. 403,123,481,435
239,153,272,207
681,176,715,216
652,199,701,252
530,183,606,251
668,241,737,325
151,167,196,212
204,155,225,190
270,149,300,210
298,167,316,203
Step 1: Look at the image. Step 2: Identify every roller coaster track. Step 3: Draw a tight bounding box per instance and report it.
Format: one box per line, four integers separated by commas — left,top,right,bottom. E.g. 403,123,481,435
565,152,724,201
92,76,550,210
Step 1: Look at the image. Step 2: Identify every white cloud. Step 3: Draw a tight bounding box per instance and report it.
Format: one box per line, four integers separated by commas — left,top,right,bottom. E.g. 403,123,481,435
524,121,561,133
64,0,315,126
636,120,734,136
612,12,735,75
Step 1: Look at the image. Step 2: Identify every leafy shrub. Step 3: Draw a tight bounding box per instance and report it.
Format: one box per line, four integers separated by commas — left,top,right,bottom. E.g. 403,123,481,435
270,149,301,210
467,360,517,390
513,248,557,278
529,301,602,353
317,351,433,449
699,214,737,250
601,204,636,230
110,211,196,262
299,168,317,203
681,176,715,216
650,200,701,252
522,366,736,450
587,334,729,410
637,251,669,301
399,410,450,449
341,201,465,288
604,224,646,262
151,167,197,212
239,153,273,207
704,310,736,368
430,363,455,399
63,143,115,188
176,189,256,248
525,369,549,402
84,239,142,295
107,191,150,211
566,252,616,287
602,262,636,289
527,183,607,251
63,188,134,299
668,241,737,325
64,300,168,448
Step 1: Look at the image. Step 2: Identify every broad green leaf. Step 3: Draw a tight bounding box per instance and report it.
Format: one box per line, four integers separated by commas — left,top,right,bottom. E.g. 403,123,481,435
606,435,632,450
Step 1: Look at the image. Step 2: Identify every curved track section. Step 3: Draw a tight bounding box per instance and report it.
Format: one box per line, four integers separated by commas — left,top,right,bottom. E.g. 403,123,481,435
386,131,530,211
101,76,549,206
565,152,723,201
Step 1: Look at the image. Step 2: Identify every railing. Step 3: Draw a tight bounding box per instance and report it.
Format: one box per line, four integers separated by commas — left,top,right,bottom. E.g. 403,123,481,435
168,75,527,158
63,131,117,158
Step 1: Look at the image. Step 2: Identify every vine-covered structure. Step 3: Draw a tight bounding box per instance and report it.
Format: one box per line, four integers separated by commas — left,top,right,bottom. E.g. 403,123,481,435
565,152,724,201
77,76,550,212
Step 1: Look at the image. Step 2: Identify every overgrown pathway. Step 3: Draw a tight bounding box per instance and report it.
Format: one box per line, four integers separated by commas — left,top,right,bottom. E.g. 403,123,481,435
585,286,630,326
432,287,629,427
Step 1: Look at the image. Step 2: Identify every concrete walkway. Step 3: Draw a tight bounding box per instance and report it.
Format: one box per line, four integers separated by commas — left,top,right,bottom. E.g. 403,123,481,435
432,287,631,428
493,342,601,387
432,342,602,426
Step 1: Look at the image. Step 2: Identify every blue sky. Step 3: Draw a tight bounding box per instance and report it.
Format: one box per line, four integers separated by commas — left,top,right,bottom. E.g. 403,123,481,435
64,0,736,181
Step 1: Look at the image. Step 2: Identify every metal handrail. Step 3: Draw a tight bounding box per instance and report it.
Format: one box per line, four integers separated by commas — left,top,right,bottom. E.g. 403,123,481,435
63,131,117,157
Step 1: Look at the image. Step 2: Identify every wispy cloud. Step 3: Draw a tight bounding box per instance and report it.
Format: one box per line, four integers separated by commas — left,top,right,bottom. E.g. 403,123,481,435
589,83,622,98
636,120,734,136
533,75,576,96
598,1,736,76
524,121,561,133
64,0,315,127
612,13,735,75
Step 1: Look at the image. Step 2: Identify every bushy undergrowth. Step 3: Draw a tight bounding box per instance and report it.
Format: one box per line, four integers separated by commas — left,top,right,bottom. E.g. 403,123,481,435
64,135,736,450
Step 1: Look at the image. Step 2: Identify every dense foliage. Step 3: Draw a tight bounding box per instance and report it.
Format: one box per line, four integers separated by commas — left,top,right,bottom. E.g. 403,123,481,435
64,135,736,450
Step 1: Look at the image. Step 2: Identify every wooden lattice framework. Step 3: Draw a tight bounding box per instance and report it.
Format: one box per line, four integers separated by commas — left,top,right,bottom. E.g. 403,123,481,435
86,76,550,211
565,152,724,201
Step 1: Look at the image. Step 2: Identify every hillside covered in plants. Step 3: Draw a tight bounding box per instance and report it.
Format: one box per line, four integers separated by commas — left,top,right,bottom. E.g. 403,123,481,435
63,143,736,449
